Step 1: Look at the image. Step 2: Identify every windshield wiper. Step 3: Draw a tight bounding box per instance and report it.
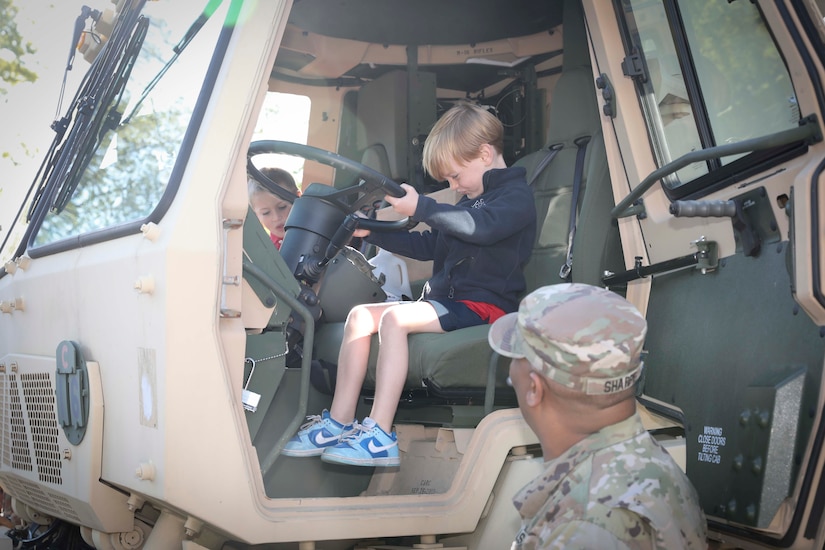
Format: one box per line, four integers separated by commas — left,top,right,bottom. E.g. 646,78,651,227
1,1,149,264
123,0,225,125
51,16,148,214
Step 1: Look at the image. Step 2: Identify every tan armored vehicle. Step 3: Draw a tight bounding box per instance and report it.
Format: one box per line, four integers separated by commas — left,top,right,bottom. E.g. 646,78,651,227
1,0,825,548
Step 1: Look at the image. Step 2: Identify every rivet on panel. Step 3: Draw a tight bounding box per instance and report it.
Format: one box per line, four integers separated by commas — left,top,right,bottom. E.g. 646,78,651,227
16,256,31,271
135,462,156,481
134,276,155,295
140,222,161,242
3,261,16,275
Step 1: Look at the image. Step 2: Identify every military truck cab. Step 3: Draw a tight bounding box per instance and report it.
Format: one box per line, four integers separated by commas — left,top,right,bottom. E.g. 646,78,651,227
1,0,825,548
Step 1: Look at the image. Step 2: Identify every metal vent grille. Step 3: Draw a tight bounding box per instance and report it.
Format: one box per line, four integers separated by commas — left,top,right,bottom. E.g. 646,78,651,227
6,374,33,472
21,373,62,485
0,475,81,523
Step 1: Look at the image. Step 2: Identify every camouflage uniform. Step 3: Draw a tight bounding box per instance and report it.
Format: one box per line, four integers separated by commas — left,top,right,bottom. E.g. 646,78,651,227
510,412,707,549
488,284,707,549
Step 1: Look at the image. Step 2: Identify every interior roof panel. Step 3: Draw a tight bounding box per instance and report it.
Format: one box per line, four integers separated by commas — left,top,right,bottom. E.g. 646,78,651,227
287,0,564,46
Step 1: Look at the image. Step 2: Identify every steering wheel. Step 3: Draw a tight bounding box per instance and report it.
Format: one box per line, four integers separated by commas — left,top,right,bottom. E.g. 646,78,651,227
248,139,417,287
247,140,410,230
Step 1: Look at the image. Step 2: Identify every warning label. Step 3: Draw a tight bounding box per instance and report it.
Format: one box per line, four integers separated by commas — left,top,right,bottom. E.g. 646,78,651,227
697,425,727,464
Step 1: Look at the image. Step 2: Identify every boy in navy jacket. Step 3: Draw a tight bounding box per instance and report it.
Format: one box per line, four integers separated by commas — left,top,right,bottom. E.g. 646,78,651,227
283,101,537,466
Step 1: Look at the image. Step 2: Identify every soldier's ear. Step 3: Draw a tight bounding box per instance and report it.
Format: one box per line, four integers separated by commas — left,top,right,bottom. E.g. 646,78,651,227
525,371,545,408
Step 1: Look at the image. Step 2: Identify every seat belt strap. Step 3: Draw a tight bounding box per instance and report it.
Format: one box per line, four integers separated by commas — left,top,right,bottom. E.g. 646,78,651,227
559,135,591,280
528,143,563,186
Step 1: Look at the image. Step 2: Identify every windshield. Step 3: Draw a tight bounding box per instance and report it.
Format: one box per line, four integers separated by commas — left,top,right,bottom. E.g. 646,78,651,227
28,0,228,250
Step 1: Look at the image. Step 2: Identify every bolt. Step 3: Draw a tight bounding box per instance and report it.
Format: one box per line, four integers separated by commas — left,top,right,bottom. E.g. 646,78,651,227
751,457,763,475
746,504,756,523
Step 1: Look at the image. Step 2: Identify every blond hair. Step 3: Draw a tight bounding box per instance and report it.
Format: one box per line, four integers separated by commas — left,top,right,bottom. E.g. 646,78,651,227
422,101,504,182
248,167,299,199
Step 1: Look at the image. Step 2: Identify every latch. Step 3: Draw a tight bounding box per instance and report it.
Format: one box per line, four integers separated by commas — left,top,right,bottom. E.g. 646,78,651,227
621,51,648,83
602,239,719,287
692,237,719,274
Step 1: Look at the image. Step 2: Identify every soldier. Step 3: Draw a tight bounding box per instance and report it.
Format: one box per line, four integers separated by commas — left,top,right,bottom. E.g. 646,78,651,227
488,283,707,549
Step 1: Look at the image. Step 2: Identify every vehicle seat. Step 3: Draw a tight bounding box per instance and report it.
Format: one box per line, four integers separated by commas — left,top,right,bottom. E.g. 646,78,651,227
312,0,620,409
360,143,393,177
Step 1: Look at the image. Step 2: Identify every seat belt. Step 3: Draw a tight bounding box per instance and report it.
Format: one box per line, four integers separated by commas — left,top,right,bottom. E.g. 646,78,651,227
528,143,563,186
559,135,591,280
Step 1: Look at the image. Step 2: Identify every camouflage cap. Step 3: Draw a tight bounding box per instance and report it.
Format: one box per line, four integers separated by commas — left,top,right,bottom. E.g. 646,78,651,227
488,283,647,395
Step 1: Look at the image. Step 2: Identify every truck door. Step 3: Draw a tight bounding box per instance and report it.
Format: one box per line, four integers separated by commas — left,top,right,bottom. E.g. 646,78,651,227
587,0,825,545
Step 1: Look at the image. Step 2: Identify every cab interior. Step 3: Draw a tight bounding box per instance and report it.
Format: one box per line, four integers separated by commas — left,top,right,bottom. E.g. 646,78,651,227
240,0,620,496
239,0,825,542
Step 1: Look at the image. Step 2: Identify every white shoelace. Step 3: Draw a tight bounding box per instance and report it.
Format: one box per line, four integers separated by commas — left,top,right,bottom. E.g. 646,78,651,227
298,414,323,431
340,420,368,442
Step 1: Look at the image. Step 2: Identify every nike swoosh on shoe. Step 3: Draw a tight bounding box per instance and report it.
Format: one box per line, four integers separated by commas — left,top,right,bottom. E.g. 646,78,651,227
313,431,340,445
367,440,397,454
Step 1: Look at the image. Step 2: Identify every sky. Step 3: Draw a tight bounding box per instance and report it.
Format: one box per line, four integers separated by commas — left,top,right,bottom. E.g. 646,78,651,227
0,0,92,260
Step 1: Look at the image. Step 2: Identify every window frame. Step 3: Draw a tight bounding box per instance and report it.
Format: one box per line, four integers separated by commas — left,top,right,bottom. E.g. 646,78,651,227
24,4,236,260
612,0,808,203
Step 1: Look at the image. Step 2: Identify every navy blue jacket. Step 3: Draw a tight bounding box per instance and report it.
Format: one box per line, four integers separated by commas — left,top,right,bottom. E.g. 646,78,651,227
367,166,536,313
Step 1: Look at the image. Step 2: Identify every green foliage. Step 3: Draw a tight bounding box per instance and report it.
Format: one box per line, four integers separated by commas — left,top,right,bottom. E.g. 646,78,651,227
680,0,798,136
0,0,38,94
35,103,188,244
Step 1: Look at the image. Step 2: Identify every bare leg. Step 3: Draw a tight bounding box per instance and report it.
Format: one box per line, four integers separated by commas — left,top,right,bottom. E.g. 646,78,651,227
329,302,395,424
369,301,443,432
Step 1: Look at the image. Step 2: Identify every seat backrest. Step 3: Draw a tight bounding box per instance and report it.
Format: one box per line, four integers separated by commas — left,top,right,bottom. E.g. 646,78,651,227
392,0,619,396
359,143,392,176
313,0,621,401
356,70,436,182
514,0,605,293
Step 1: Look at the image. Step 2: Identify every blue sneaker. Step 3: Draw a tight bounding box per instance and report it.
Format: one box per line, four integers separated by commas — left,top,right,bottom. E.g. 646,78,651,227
281,410,352,457
321,417,400,467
